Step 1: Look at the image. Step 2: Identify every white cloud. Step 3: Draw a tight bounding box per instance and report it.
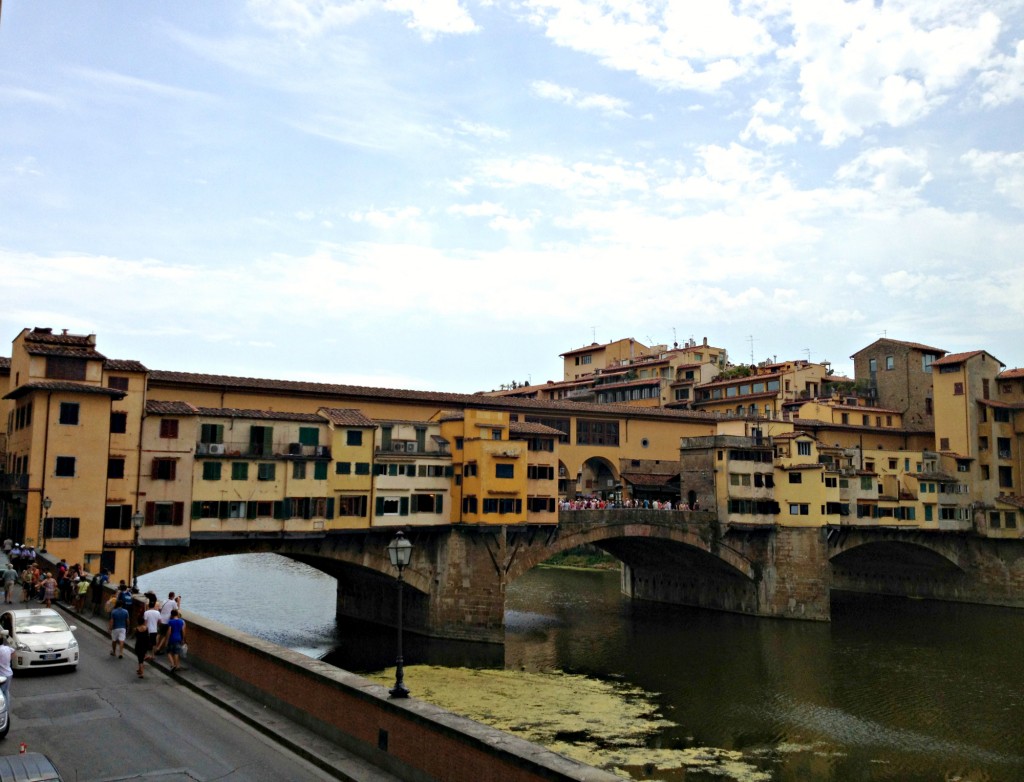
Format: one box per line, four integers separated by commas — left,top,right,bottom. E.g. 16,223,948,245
522,0,773,91
835,146,932,196
962,149,1024,209
779,2,1002,144
476,154,650,196
246,0,477,39
978,39,1024,107
531,80,631,117
348,206,425,228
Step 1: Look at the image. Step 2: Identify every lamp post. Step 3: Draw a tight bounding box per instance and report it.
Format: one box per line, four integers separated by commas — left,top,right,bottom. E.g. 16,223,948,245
386,530,413,699
39,496,52,553
130,508,145,592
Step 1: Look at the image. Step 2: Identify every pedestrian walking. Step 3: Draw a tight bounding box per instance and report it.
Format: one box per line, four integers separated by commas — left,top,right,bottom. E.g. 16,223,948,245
40,572,57,608
166,609,186,672
0,640,12,705
154,592,181,654
74,576,90,613
142,601,161,659
134,614,151,678
1,563,17,604
109,603,129,658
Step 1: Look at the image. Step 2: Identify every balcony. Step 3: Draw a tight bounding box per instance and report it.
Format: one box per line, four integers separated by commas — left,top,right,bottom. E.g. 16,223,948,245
195,442,332,459
0,473,29,492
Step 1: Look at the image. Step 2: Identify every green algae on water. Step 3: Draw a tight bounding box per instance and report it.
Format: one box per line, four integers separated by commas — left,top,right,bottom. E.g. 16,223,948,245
368,665,772,781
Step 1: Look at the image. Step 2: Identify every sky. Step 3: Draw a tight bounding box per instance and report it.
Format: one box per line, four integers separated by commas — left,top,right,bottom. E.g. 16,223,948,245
1,0,1022,393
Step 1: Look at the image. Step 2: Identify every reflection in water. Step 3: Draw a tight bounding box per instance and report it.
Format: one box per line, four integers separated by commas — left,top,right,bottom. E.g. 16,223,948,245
141,554,1024,781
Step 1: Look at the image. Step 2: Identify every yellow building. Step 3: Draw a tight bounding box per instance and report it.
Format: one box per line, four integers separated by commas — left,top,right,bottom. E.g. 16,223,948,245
692,359,830,418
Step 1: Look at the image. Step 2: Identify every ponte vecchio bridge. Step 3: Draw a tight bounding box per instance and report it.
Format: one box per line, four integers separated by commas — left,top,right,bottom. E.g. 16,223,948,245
136,509,1024,643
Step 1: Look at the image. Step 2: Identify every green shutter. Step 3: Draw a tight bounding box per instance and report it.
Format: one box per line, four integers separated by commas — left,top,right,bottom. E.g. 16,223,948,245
435,494,443,514
247,502,258,520
218,501,229,519
191,501,202,520
274,501,286,520
326,497,335,519
400,497,409,516
264,426,274,453
314,461,328,480
375,497,384,516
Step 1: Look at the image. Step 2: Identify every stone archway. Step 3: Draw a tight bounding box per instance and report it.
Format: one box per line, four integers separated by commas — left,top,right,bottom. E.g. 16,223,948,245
578,456,619,499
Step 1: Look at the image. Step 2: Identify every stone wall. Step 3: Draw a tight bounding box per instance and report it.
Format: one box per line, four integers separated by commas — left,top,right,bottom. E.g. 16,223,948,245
183,612,620,782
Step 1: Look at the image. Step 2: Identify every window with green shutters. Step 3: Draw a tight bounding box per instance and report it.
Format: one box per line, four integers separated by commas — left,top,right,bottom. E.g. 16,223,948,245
355,462,370,475
314,461,328,480
250,426,273,456
336,462,351,475
298,427,319,446
202,462,222,481
346,430,363,446
231,462,248,481
293,461,307,479
200,423,224,444
258,463,276,481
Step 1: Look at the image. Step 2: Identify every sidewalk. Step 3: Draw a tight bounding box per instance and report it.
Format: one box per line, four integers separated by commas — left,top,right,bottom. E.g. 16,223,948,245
65,600,402,782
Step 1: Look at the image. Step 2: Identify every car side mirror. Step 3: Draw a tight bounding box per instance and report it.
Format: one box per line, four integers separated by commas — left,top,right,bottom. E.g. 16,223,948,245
67,625,77,633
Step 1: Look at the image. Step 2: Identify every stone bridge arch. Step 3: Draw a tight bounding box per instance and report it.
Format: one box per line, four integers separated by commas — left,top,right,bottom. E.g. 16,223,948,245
826,528,969,601
505,515,757,583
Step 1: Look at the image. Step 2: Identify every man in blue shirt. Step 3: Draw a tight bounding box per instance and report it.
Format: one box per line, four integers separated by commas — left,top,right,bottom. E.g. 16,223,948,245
109,603,129,658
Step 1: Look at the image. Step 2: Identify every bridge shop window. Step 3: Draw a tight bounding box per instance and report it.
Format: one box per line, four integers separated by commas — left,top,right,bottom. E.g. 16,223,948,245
462,496,478,514
160,419,180,439
527,465,555,480
104,504,133,530
145,501,185,526
55,456,76,477
257,463,276,481
412,493,444,513
337,462,352,475
59,402,80,425
788,472,802,484
346,430,363,446
527,497,556,512
576,419,619,446
336,496,368,517
293,462,307,480
110,411,128,434
376,496,409,516
44,516,80,539
151,458,177,480
202,462,222,481
354,462,370,475
464,463,478,477
108,457,125,480
789,503,809,516
232,462,249,480
495,463,514,479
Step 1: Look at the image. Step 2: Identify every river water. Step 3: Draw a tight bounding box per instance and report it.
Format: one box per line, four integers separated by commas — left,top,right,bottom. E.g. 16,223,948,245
139,554,1024,781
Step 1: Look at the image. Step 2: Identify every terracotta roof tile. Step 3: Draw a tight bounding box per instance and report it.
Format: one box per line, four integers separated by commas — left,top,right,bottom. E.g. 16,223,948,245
996,495,1024,510
146,401,199,415
509,421,566,436
850,338,947,357
931,350,1004,367
3,381,126,401
148,370,723,423
998,368,1024,380
317,408,376,427
104,359,148,372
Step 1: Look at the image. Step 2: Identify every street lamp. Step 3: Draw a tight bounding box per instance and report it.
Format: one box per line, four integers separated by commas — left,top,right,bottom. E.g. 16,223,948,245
386,530,413,699
130,508,145,591
39,496,52,553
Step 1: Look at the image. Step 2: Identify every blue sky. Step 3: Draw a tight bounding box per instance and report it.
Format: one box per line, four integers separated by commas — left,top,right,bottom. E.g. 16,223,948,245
1,0,1022,392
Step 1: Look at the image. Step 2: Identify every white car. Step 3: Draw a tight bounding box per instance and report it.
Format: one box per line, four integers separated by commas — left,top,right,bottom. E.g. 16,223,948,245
0,608,79,671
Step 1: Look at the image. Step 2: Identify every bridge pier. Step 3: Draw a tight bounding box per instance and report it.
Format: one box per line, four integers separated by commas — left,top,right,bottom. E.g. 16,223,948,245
332,526,507,644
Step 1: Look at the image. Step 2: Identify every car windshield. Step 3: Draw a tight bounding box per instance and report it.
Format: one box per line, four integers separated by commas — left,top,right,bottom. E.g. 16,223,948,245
16,615,68,634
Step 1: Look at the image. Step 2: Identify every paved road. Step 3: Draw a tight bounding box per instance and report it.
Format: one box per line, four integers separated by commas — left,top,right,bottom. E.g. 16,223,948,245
1,607,339,781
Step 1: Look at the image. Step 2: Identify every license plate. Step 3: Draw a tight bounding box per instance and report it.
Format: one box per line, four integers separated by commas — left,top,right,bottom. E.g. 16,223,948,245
40,654,60,660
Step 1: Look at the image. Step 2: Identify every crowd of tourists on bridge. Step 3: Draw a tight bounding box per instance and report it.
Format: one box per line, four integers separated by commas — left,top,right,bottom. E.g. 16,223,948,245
560,497,700,511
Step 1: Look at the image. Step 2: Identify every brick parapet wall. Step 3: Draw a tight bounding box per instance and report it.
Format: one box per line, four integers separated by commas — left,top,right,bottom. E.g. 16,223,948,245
183,612,619,782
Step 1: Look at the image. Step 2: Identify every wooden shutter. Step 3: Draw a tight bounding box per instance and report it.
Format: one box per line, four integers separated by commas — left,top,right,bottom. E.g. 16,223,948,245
375,497,384,516
172,502,185,526
400,496,409,516
145,503,155,526
191,502,202,520
69,518,80,538
326,497,334,519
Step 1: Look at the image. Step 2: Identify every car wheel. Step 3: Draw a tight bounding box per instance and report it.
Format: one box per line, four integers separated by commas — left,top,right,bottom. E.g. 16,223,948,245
0,717,9,739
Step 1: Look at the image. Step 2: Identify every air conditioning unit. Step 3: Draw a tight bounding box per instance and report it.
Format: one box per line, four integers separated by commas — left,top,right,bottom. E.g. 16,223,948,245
196,443,210,455
208,444,226,455
288,443,302,455
393,442,406,452
315,445,328,457
406,442,417,453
